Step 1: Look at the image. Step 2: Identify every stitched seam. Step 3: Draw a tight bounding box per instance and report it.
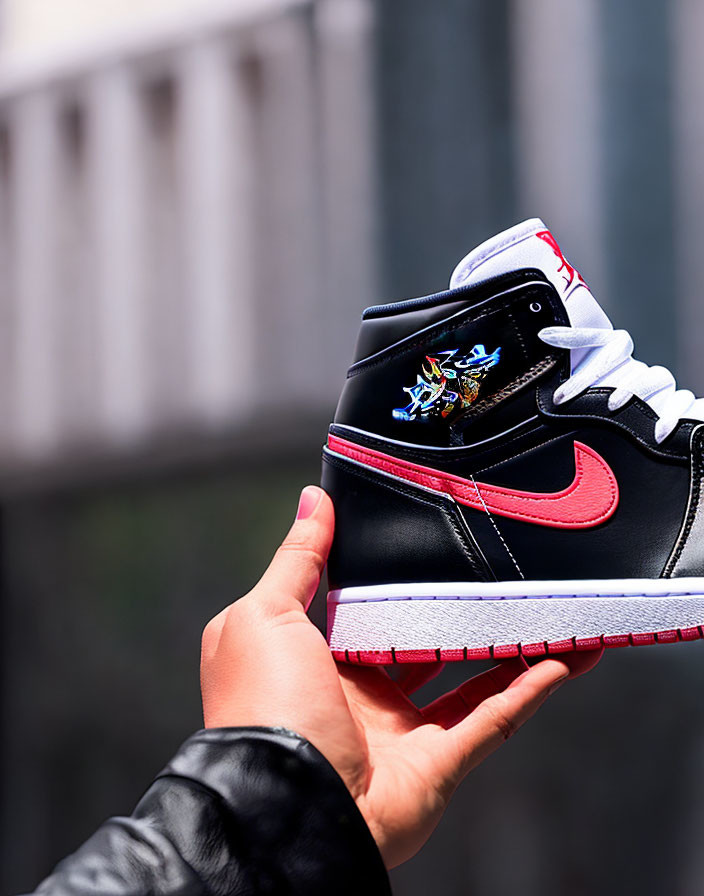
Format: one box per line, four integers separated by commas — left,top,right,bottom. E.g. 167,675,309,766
329,420,544,466
472,431,572,475
348,285,555,376
507,309,528,363
445,494,497,582
452,355,559,425
455,230,536,278
325,452,488,580
469,474,524,579
665,427,704,575
472,445,616,524
323,452,490,580
361,270,545,319
547,388,659,423
330,435,617,526
667,464,702,573
476,459,615,522
538,385,691,461
354,590,704,602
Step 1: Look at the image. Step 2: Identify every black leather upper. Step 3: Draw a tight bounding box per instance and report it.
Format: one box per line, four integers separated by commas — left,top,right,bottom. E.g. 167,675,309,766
324,270,704,586
26,727,391,896
352,268,556,362
322,447,493,590
337,272,566,447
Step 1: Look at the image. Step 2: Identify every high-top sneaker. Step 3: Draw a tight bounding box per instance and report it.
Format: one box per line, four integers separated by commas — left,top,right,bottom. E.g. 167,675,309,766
322,219,704,663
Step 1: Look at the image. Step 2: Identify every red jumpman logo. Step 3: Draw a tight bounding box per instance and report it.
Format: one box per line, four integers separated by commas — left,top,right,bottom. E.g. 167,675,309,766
536,230,588,291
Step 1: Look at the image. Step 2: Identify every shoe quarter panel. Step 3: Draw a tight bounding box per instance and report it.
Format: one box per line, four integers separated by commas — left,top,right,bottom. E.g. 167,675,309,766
335,282,563,447
456,428,689,581
321,449,494,591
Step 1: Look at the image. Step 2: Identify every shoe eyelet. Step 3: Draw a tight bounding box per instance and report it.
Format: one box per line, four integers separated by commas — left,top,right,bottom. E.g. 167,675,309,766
529,301,541,313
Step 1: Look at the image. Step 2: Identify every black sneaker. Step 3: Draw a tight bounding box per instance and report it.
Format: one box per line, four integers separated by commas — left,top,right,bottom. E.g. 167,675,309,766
322,219,704,663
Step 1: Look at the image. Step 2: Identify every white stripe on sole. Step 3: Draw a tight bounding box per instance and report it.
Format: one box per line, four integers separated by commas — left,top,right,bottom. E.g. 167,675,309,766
329,577,704,603
327,587,704,652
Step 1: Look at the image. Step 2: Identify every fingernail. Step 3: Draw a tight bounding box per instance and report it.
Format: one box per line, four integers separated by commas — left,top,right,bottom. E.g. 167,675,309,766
296,486,321,520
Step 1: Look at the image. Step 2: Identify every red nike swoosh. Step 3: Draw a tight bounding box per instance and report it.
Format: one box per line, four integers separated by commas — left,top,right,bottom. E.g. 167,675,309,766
327,435,619,529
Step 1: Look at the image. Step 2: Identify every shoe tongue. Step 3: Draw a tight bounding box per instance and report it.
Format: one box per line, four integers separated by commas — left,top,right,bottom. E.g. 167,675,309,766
449,218,612,331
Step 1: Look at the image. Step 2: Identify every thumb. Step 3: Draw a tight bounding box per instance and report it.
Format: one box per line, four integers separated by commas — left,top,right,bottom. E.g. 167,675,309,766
253,485,335,611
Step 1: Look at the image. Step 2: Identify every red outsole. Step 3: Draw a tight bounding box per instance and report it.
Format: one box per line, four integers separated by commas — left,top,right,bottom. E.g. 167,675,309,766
330,625,704,665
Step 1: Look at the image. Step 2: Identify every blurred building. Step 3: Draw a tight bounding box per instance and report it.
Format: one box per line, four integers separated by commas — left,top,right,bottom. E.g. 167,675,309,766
0,0,375,478
3,1,704,894
0,0,378,889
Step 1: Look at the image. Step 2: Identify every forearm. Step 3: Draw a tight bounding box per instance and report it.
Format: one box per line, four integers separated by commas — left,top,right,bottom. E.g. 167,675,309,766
27,728,390,896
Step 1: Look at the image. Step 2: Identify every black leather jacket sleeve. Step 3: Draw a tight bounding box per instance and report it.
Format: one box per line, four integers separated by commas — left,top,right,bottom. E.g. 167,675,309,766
26,727,391,896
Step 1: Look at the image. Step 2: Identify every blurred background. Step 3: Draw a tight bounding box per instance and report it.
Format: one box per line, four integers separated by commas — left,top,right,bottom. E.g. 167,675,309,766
2,0,704,893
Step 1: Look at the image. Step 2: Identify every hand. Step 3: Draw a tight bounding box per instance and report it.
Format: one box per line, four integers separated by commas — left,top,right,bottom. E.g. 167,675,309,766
200,485,602,869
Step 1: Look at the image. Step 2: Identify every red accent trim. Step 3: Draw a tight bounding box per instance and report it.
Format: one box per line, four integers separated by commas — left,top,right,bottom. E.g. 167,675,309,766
631,632,656,646
522,641,547,657
575,636,603,651
603,634,630,648
394,648,438,663
345,625,704,665
328,435,619,530
547,638,575,654
466,646,492,660
355,650,394,664
493,643,520,658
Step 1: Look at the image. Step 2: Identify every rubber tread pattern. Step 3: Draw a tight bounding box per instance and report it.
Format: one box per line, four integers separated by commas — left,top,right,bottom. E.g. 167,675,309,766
330,625,704,664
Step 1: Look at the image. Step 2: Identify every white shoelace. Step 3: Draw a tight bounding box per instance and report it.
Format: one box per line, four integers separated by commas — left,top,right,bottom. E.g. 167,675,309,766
539,325,704,443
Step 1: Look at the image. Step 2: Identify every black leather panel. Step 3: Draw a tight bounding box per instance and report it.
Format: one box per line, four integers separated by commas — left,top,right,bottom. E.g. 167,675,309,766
330,415,571,481
321,449,494,590
326,422,689,583
455,426,689,581
453,383,546,446
328,263,698,588
353,298,471,364
537,368,694,461
353,268,556,362
664,425,704,577
335,280,568,448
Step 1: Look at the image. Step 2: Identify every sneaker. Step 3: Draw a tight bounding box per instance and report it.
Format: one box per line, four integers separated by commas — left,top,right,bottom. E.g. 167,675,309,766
322,218,704,663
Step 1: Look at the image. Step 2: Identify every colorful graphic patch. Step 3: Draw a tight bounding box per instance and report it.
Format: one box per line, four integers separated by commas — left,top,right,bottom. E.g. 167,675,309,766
392,344,501,422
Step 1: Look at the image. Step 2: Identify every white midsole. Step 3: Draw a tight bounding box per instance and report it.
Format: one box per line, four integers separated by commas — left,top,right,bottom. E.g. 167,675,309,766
328,577,704,603
326,585,704,651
